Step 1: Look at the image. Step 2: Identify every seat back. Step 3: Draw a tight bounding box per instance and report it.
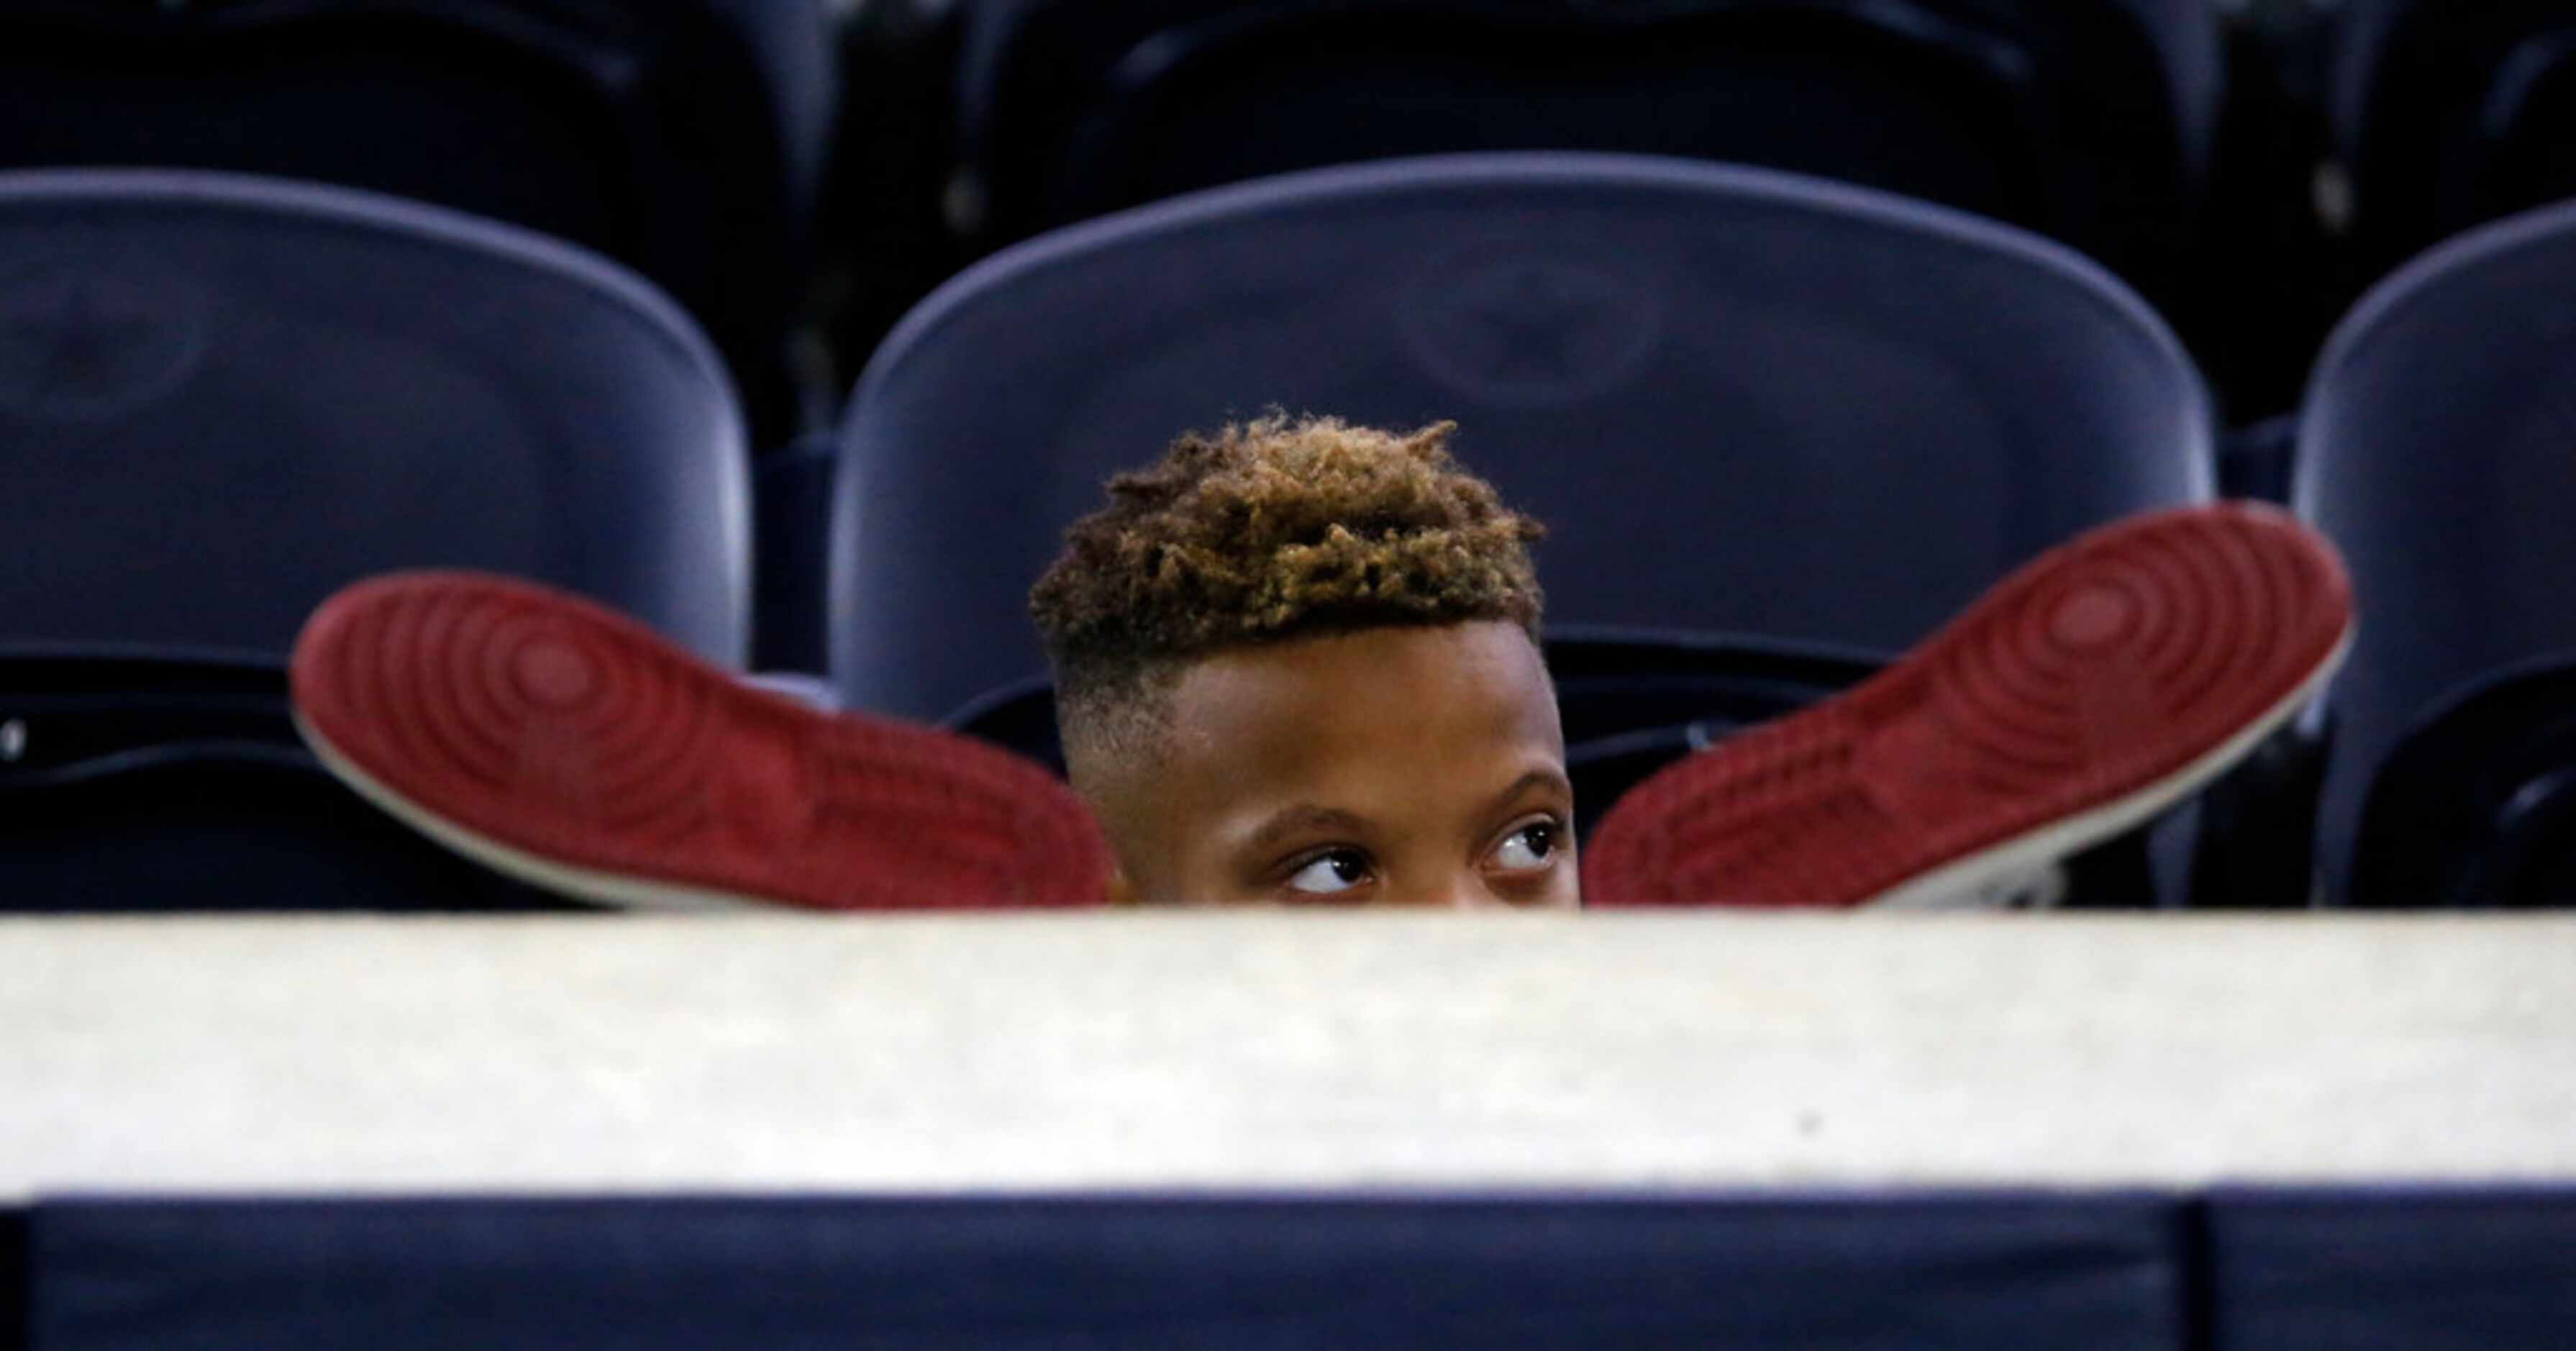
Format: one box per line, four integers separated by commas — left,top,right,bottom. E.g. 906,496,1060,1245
2332,0,2576,283
2346,663,2576,906
952,0,2219,297
26,1195,2190,1350
835,153,2213,721
0,0,835,432
0,169,750,665
0,649,573,912
2295,199,2576,903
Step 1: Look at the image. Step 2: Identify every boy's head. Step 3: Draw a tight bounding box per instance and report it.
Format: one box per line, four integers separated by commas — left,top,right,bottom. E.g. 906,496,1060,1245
1031,414,1575,908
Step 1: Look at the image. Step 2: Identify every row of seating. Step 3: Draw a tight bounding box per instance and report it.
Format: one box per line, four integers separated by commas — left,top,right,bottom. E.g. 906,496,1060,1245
11,1190,2576,1349
1,155,2566,905
9,0,2576,429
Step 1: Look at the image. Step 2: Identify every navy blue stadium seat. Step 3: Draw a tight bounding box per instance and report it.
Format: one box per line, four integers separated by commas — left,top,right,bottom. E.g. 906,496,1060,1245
2343,664,2576,905
0,650,573,913
2204,1188,2576,1350
0,169,744,911
27,1193,2188,1350
2295,199,2576,906
834,153,2213,723
1,1205,21,1351
2331,1,2576,289
0,0,837,436
0,168,750,665
947,0,2219,301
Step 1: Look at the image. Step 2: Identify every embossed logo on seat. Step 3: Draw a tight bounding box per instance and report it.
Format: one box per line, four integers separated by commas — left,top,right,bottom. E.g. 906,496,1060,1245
0,262,207,420
1403,243,1662,406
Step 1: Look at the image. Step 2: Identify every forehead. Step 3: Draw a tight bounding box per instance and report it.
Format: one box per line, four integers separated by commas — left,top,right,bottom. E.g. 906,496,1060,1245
1160,622,1562,805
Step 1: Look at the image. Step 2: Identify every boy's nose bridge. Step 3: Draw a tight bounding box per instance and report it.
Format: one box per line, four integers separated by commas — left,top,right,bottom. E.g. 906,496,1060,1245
1380,873,1512,911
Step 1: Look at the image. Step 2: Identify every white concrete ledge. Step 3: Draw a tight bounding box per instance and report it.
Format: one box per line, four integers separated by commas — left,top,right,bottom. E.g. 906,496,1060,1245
5,913,2573,1200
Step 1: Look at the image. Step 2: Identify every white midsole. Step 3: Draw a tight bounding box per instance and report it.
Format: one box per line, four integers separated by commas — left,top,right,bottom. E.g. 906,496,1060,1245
1862,625,2355,910
304,624,2352,914
296,711,777,913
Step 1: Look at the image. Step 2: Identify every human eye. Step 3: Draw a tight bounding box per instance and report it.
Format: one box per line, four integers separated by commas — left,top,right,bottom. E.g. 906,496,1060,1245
1283,848,1374,897
1485,818,1563,875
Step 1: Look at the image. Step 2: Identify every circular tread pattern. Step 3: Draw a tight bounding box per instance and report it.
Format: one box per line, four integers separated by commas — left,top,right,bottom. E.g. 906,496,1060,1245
293,572,1112,910
1583,504,2354,907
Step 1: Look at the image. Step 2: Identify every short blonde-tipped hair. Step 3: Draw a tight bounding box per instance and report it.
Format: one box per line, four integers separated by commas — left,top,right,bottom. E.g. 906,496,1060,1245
1029,414,1545,767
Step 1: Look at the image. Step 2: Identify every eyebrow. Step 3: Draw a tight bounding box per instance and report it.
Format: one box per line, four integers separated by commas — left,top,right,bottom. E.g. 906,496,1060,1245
1486,768,1575,817
1240,768,1573,860
1240,805,1375,858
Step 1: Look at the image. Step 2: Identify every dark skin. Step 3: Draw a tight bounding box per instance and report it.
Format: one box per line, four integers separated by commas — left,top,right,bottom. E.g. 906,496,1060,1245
1080,621,1579,908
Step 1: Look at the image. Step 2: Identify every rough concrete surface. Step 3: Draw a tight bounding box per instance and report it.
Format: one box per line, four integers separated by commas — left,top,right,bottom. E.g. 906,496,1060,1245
4,913,2571,1198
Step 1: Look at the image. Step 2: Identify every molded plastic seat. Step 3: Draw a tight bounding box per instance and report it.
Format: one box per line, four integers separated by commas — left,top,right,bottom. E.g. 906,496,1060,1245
950,0,2220,301
0,0,837,434
2295,199,2576,904
2347,664,2576,906
0,647,573,912
0,168,750,666
835,153,2213,723
2331,0,2576,287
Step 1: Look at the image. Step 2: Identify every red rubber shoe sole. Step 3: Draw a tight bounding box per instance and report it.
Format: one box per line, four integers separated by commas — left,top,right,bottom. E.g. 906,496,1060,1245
291,572,1112,910
1582,504,2354,908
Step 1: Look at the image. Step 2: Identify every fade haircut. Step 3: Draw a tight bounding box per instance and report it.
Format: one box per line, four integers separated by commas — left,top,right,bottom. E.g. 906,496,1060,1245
1029,414,1546,775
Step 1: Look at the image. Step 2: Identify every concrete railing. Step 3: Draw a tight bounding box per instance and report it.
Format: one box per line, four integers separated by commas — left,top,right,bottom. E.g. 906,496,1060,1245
7,913,2573,1200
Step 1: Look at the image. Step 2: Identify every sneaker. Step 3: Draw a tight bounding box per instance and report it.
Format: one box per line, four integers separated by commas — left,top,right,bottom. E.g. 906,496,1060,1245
1581,504,2354,908
291,572,1112,910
